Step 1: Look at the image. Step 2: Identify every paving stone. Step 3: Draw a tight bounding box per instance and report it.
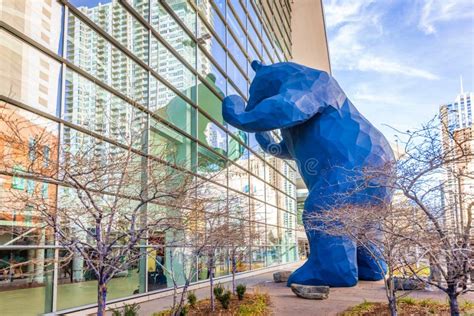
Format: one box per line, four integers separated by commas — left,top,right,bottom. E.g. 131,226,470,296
290,283,330,300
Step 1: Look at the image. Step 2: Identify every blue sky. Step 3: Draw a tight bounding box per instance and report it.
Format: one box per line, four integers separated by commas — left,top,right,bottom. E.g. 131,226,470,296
322,0,474,142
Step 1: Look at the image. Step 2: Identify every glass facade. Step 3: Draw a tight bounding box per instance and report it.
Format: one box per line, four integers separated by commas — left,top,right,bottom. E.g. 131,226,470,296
0,0,296,314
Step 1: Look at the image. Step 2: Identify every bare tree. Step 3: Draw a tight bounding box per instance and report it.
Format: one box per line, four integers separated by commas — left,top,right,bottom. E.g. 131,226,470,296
0,103,199,315
308,118,473,316
308,199,423,316
390,118,473,315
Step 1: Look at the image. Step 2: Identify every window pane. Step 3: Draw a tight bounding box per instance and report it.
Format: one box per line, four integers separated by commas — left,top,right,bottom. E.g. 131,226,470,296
0,30,61,115
149,76,195,135
2,0,63,54
151,2,196,67
71,1,149,64
64,69,147,149
66,13,148,105
150,36,196,99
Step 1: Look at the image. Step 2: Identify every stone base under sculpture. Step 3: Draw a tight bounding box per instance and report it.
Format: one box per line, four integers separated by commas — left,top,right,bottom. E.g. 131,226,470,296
290,283,330,300
273,271,292,283
393,277,425,290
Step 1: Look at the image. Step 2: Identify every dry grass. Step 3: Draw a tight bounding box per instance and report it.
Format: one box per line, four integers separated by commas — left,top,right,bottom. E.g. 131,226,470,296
153,288,271,316
340,298,474,316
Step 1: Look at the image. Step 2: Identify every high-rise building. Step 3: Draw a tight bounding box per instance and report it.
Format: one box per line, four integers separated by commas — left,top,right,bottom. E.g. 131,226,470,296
0,0,330,314
440,86,474,234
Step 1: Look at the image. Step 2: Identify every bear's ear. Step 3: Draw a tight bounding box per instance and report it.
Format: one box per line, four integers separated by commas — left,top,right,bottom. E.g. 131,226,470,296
251,60,264,71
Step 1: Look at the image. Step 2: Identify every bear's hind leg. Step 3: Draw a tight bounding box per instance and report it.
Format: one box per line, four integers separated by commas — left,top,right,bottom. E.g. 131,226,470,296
357,245,387,281
287,230,358,287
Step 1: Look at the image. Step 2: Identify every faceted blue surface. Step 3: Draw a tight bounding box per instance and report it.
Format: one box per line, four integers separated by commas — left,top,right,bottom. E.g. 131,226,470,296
222,61,394,287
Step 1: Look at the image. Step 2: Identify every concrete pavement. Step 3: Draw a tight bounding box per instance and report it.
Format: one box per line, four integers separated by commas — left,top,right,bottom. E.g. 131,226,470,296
132,262,474,316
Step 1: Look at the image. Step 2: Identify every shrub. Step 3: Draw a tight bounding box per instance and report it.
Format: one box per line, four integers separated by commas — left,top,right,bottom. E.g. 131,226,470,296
111,303,140,316
236,284,246,300
237,293,270,316
213,283,224,299
218,290,232,309
187,291,197,308
179,305,188,316
112,310,121,316
399,297,416,305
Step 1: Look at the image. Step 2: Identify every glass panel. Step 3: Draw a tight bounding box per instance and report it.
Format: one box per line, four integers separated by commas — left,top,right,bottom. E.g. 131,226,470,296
196,2,225,43
230,0,246,28
197,49,226,96
213,0,226,16
56,249,140,310
151,2,196,67
149,118,194,169
126,0,150,22
0,104,59,245
227,32,247,73
66,13,148,105
197,145,227,182
266,203,279,227
0,248,54,315
150,36,196,99
251,247,266,269
214,247,229,277
247,1,262,38
147,233,169,291
71,1,149,64
164,0,197,35
249,152,265,179
1,0,63,54
149,76,195,135
64,69,147,149
228,164,248,194
226,7,246,50
226,56,247,97
228,132,248,168
229,193,248,221
265,183,277,207
197,110,226,156
267,224,283,247
250,176,265,201
0,30,61,115
197,79,224,123
250,198,265,223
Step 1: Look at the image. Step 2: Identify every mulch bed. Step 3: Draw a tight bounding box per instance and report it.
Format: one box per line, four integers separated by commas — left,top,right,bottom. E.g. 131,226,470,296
155,293,270,316
340,300,474,316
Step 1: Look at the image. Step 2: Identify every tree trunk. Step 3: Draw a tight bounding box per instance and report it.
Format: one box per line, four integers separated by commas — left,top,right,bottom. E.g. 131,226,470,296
388,297,398,316
232,255,236,294
209,256,215,312
175,280,190,316
97,280,107,316
448,290,460,316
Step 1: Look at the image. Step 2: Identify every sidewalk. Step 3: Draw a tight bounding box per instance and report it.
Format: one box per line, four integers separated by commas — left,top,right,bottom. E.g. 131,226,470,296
136,262,474,316
135,262,302,315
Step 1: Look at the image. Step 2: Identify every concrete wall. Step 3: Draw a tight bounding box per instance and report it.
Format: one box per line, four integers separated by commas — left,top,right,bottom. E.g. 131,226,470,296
291,0,331,73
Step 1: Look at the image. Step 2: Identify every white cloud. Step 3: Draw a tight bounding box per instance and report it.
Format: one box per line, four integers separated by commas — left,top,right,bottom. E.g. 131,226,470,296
419,0,474,34
323,0,375,28
324,0,439,80
357,57,440,80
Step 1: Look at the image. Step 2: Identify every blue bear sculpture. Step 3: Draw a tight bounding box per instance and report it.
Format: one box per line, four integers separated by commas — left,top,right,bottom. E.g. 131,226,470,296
222,61,394,287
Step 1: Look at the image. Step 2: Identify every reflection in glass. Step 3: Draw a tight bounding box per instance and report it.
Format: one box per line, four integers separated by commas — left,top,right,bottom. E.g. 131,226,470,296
226,57,247,97
64,69,147,149
1,0,63,54
66,13,148,105
150,36,196,100
72,0,149,64
151,1,196,67
0,30,61,115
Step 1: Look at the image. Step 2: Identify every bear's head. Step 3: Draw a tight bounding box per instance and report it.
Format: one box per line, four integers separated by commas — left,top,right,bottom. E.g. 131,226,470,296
222,60,343,133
